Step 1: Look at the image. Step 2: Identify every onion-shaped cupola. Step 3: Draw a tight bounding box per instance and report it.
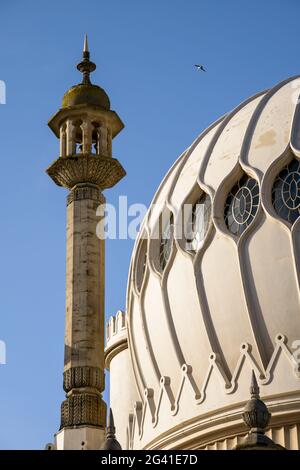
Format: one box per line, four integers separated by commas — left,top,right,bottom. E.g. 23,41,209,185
126,74,300,450
62,34,110,110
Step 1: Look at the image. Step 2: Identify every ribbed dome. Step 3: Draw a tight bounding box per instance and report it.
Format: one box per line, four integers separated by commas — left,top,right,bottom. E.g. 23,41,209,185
126,75,300,448
62,83,110,109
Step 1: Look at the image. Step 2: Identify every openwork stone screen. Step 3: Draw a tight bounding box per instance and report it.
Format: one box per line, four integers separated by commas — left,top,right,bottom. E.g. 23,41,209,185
224,174,259,236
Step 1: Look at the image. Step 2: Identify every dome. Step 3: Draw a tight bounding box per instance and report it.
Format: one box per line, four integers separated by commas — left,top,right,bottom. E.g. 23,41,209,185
126,75,300,449
62,83,110,109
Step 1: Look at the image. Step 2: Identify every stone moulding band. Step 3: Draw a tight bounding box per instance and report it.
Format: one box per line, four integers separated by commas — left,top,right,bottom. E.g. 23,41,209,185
60,392,106,428
67,183,105,205
127,334,300,446
63,366,104,392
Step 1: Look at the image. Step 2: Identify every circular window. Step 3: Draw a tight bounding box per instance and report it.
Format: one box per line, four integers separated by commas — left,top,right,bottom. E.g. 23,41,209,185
224,175,259,236
159,214,174,271
187,193,211,251
272,159,300,224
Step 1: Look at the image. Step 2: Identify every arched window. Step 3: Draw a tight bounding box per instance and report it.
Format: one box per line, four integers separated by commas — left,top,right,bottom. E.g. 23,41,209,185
159,213,174,271
224,174,259,236
187,193,211,251
272,159,300,224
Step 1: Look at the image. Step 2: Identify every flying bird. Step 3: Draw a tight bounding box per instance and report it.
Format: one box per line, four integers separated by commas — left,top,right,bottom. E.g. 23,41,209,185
194,64,206,72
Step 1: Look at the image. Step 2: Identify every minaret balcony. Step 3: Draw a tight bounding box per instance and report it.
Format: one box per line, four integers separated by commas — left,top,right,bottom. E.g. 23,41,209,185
46,153,126,190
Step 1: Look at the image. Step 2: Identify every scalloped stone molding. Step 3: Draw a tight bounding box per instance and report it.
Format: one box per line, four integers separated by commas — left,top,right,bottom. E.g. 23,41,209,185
127,334,300,449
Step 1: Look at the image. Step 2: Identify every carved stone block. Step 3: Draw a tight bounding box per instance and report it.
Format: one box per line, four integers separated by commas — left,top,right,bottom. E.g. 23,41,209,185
46,154,126,190
60,392,106,428
63,366,104,392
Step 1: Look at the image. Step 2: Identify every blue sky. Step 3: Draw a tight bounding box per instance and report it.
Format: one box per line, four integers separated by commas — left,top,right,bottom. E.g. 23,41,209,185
0,0,299,449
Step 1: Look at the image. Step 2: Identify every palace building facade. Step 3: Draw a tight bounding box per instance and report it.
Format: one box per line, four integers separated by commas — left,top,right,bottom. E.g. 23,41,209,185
46,38,300,450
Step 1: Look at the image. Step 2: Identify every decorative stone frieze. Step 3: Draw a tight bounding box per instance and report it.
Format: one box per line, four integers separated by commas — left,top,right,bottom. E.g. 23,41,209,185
66,183,105,205
60,392,106,428
63,366,104,393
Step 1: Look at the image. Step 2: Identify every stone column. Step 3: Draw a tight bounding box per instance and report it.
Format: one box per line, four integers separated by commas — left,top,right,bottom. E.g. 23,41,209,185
66,120,76,156
81,121,92,154
98,125,110,157
60,183,106,436
60,124,67,157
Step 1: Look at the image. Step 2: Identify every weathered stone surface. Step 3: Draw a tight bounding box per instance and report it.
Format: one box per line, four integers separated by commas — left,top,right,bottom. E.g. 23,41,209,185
63,366,104,392
60,392,106,428
60,183,107,430
55,426,105,450
67,183,105,205
64,187,105,372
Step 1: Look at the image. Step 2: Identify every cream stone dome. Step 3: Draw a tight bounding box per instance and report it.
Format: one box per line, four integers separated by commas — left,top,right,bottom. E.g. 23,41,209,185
125,75,300,449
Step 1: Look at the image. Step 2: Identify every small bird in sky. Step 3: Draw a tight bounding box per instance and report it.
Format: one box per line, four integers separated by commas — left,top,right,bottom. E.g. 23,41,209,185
194,64,206,72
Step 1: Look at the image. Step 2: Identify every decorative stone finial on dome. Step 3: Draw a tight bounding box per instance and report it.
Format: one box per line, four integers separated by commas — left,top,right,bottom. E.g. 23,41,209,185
242,371,271,434
100,408,122,450
77,34,96,85
235,371,284,450
249,369,260,399
83,33,89,54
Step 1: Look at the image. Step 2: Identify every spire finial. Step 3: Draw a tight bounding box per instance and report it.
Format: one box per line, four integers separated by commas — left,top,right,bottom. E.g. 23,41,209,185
77,34,96,85
242,371,270,435
100,408,122,450
250,370,260,399
83,34,89,54
234,370,285,449
106,408,116,439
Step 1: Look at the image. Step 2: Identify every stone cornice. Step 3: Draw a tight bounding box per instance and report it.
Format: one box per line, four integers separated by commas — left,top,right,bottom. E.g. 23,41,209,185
105,337,128,369
48,105,124,139
144,397,300,450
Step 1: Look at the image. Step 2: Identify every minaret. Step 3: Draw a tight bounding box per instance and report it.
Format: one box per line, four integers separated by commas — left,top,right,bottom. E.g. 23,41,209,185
47,36,125,450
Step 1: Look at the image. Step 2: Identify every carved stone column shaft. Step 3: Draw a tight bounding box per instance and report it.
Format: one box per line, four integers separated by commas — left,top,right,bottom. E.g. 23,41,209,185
81,120,92,154
66,119,76,156
61,183,106,429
